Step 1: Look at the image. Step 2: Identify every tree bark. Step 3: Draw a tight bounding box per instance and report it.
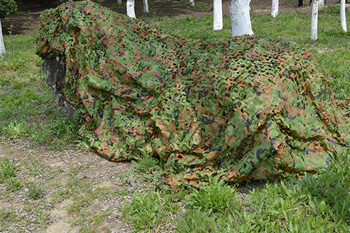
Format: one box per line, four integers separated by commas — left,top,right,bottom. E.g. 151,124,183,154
229,0,253,36
143,0,149,13
126,0,136,18
213,0,223,30
0,20,5,56
271,0,279,17
341,0,347,32
311,0,319,40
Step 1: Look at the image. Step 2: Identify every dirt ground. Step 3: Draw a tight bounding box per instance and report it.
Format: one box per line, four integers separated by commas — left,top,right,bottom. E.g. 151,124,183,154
1,0,342,35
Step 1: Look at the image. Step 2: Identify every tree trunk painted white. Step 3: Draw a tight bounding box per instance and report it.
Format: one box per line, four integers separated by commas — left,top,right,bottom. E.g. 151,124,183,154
311,0,319,40
213,0,223,30
319,0,324,6
126,0,136,18
271,0,279,17
143,0,149,13
118,0,122,5
0,20,5,56
341,0,347,32
229,0,254,36
189,0,195,6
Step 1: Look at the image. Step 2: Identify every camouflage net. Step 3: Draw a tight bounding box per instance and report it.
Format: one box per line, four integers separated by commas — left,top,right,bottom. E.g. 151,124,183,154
37,1,350,189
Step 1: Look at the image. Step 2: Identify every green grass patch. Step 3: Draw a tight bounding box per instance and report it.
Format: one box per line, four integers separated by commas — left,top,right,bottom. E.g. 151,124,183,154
0,33,79,148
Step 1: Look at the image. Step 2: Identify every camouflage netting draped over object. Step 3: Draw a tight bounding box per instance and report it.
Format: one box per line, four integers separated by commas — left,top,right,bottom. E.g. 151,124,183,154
37,1,350,189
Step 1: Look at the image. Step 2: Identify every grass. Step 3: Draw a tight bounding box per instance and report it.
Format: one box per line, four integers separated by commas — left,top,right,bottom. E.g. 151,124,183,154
0,3,350,233
0,33,79,148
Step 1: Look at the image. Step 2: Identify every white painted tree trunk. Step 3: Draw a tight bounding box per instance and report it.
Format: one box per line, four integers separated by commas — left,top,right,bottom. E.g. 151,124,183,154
341,0,347,32
189,0,195,6
213,0,223,30
117,0,122,5
311,0,318,40
229,0,254,36
143,0,149,13
319,0,324,6
271,0,279,17
0,20,5,56
126,0,136,18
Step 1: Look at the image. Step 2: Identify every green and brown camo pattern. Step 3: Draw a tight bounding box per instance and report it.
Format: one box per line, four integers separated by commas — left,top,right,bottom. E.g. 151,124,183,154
37,1,350,189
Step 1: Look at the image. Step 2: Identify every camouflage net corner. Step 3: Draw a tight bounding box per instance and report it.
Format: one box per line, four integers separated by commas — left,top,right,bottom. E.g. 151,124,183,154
37,1,350,189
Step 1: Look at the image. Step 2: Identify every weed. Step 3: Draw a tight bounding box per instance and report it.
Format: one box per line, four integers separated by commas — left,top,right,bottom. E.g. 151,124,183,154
26,181,45,200
184,177,238,214
122,190,179,231
28,161,41,176
0,208,17,226
116,167,138,186
132,153,159,174
175,209,217,233
6,177,23,191
0,158,20,179
3,120,29,138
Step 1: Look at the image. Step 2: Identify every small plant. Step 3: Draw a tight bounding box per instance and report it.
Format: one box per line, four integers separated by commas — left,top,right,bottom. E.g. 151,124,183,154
122,190,179,231
175,209,217,233
132,153,159,174
0,208,17,224
28,161,41,176
184,177,238,214
4,120,28,138
7,24,14,35
116,167,138,186
26,181,45,200
6,177,22,191
0,159,19,179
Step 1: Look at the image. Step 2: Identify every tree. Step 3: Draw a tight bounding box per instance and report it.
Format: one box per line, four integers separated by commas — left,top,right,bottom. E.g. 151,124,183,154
340,0,347,32
143,0,149,13
271,0,279,17
229,0,253,36
0,0,17,56
311,0,319,40
189,0,195,6
213,0,223,30
126,0,136,18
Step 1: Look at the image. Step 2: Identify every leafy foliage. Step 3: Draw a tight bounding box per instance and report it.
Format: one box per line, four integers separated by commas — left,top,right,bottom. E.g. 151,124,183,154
0,0,17,19
184,177,238,214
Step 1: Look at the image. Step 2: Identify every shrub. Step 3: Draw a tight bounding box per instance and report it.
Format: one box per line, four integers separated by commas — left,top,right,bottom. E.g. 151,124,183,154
0,0,17,19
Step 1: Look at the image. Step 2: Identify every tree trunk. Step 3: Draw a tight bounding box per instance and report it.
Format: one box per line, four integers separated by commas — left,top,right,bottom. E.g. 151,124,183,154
271,0,279,17
229,0,253,36
341,0,347,32
126,0,136,18
311,0,319,40
189,0,195,6
117,0,122,5
319,0,324,6
0,20,5,56
213,0,223,30
143,0,149,13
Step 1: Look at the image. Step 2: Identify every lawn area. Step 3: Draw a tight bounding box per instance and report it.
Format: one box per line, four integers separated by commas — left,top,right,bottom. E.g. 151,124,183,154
0,4,349,233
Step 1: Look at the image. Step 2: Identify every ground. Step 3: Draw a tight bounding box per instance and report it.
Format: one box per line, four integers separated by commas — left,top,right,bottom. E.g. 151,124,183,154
0,0,347,232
